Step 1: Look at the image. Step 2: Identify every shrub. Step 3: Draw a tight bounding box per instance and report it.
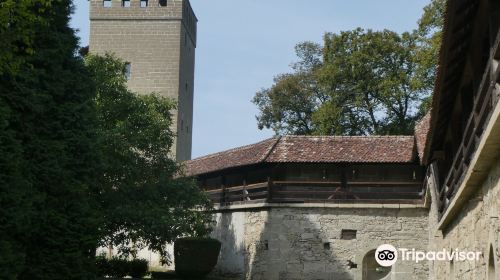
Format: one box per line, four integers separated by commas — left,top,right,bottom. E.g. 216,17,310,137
95,255,111,277
108,257,129,278
150,271,178,279
174,237,221,279
128,259,148,278
94,256,149,278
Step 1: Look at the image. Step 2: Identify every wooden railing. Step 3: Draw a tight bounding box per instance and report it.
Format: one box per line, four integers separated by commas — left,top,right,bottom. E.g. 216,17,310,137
205,181,269,204
437,31,500,217
205,179,424,206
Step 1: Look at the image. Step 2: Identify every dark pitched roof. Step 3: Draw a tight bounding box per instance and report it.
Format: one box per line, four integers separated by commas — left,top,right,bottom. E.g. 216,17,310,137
185,135,417,176
414,112,431,164
183,137,279,176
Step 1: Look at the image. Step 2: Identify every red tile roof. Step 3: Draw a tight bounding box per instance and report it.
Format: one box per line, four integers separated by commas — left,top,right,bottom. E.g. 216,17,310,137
185,135,417,176
267,136,415,163
183,137,279,176
414,112,431,164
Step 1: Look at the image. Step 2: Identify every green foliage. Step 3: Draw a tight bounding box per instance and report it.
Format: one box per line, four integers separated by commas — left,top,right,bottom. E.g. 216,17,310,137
174,237,222,279
1,1,213,278
108,258,129,278
0,0,52,74
151,271,178,279
414,0,446,115
318,28,424,135
86,53,213,265
253,0,445,135
253,42,324,135
0,0,100,279
128,259,149,278
254,73,317,135
95,256,148,278
96,255,111,277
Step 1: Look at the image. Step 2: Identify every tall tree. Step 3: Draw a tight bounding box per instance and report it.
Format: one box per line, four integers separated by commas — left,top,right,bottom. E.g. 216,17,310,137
86,54,212,264
253,42,324,135
0,0,51,74
316,28,424,135
0,0,100,279
414,0,446,114
253,0,445,136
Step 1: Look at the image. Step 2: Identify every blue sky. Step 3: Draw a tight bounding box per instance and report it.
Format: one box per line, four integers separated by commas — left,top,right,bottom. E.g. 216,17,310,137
70,0,430,159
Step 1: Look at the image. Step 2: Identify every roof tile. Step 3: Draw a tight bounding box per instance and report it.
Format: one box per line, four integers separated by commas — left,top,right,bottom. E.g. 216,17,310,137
185,135,417,176
183,137,278,176
414,112,431,164
267,136,415,163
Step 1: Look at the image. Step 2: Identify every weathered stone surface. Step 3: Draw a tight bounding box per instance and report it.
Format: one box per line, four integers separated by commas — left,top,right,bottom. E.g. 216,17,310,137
211,206,429,279
89,0,196,161
427,159,500,280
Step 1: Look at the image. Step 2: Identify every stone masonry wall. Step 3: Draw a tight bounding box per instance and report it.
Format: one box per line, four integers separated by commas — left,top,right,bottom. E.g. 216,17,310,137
175,22,195,160
89,0,195,161
427,158,500,279
211,206,430,280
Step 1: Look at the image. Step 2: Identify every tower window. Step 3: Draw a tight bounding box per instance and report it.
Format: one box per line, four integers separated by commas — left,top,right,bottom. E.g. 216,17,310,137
103,0,112,7
122,0,130,7
124,63,131,80
140,0,148,7
159,0,167,6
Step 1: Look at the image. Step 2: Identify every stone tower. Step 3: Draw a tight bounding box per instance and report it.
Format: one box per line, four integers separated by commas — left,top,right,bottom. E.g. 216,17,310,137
89,0,197,161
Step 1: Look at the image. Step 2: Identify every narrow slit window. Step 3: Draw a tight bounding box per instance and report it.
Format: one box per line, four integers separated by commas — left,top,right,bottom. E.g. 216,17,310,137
122,0,130,7
159,0,167,6
124,63,131,80
140,0,148,7
103,0,112,7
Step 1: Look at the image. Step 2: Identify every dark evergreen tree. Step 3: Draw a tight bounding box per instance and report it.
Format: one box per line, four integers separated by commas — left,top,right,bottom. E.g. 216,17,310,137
0,0,100,279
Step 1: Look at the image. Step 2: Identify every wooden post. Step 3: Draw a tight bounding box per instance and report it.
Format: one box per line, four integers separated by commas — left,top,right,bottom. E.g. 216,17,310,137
220,185,226,205
242,179,247,202
221,175,227,205
267,177,273,203
341,164,348,189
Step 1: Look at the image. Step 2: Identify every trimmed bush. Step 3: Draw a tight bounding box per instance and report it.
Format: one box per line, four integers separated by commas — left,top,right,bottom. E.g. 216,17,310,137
95,255,111,277
94,256,149,278
108,257,129,278
150,271,178,279
174,237,221,279
128,259,148,278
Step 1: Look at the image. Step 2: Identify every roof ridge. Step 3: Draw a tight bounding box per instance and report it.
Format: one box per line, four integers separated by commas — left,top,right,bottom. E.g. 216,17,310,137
261,135,282,162
188,137,278,162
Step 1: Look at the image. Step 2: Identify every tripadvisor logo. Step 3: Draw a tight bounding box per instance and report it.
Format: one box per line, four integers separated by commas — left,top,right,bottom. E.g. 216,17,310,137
375,244,482,266
375,244,398,267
